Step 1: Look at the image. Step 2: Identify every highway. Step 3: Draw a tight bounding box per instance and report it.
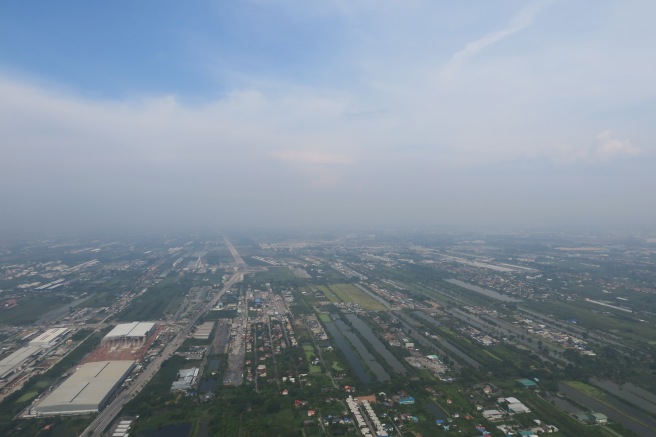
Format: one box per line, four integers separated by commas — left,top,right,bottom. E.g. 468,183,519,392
224,237,247,269
81,240,245,437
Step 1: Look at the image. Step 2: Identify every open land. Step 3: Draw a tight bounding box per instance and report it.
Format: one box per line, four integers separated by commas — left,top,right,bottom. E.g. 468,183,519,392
0,232,655,436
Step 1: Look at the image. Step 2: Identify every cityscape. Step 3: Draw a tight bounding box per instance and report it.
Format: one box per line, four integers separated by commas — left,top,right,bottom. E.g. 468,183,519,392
2,1,656,436
0,231,655,436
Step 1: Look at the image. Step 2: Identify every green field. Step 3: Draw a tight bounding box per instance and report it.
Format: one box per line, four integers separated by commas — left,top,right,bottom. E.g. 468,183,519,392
303,345,322,374
245,267,298,284
316,285,340,303
317,284,387,311
116,275,189,322
565,380,608,399
16,391,38,403
331,362,343,371
562,381,654,436
526,300,656,346
0,295,73,325
34,380,49,389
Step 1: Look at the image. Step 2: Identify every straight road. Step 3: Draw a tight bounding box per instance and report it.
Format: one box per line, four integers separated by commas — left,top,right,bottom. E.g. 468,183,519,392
81,240,245,437
224,237,247,269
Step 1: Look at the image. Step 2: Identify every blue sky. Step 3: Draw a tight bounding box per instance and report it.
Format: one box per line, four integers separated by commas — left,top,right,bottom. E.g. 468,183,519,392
1,0,655,233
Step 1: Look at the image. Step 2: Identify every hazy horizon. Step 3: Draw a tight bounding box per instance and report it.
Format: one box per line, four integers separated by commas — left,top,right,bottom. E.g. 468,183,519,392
2,1,655,234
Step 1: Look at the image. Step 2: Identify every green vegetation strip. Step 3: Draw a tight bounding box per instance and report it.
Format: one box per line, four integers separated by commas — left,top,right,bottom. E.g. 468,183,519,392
16,391,38,403
524,393,623,437
0,295,73,325
564,381,656,433
528,300,656,347
316,285,340,303
323,283,387,311
303,344,322,373
117,275,190,322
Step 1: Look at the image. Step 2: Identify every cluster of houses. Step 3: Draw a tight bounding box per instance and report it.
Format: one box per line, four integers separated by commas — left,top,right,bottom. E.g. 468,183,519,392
497,419,559,436
574,412,608,425
346,396,390,437
517,317,593,354
460,326,499,346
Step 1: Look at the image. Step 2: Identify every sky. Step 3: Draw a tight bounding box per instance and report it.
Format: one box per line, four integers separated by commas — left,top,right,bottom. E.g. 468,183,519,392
1,0,655,234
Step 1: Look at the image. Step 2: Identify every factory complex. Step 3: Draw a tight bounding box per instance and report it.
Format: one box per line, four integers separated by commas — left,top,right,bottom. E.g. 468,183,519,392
29,327,70,347
32,360,135,416
1,327,71,383
102,322,155,346
0,346,42,380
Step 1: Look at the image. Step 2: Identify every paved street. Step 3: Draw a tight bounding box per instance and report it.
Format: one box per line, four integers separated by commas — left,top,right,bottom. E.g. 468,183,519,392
80,241,245,437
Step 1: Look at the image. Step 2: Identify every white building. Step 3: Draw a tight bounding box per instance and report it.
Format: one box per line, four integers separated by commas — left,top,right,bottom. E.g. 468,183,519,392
29,328,70,347
103,322,155,346
33,361,134,415
0,346,42,380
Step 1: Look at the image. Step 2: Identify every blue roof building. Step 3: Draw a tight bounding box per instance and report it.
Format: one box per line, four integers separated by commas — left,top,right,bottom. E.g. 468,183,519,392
399,396,415,405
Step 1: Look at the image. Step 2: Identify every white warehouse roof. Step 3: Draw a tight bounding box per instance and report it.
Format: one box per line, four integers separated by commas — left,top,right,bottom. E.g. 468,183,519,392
34,360,134,415
105,322,155,340
0,346,42,379
29,327,70,347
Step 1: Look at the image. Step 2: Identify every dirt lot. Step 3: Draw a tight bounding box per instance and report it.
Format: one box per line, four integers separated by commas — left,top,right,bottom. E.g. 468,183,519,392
81,325,165,363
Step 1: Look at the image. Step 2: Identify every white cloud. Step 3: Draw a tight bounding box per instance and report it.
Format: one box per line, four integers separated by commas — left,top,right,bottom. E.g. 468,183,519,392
441,1,552,79
272,150,355,188
594,130,642,160
550,130,642,164
274,150,354,165
2,0,656,231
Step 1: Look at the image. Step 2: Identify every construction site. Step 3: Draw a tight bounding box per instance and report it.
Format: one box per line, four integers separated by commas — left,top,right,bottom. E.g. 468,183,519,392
81,322,162,364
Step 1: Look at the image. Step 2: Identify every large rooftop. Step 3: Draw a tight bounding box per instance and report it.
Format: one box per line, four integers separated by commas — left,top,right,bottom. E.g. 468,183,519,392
0,346,42,379
104,322,155,339
34,360,134,415
29,327,70,347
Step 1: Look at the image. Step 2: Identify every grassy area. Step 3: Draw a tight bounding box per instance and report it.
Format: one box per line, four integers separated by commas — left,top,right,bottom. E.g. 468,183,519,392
16,391,38,403
0,295,73,325
163,289,187,316
78,271,142,309
481,348,503,362
244,267,299,285
34,380,49,389
202,309,237,320
303,345,321,374
123,355,196,421
303,344,314,360
563,380,655,436
116,275,189,322
318,283,387,311
523,391,625,437
316,285,340,304
395,279,457,306
526,300,656,346
566,380,607,399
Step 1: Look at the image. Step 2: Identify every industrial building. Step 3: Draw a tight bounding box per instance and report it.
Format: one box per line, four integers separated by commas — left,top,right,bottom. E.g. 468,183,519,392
171,367,199,391
193,321,214,339
33,360,134,415
29,327,70,347
0,346,42,380
103,322,155,346
111,419,134,437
